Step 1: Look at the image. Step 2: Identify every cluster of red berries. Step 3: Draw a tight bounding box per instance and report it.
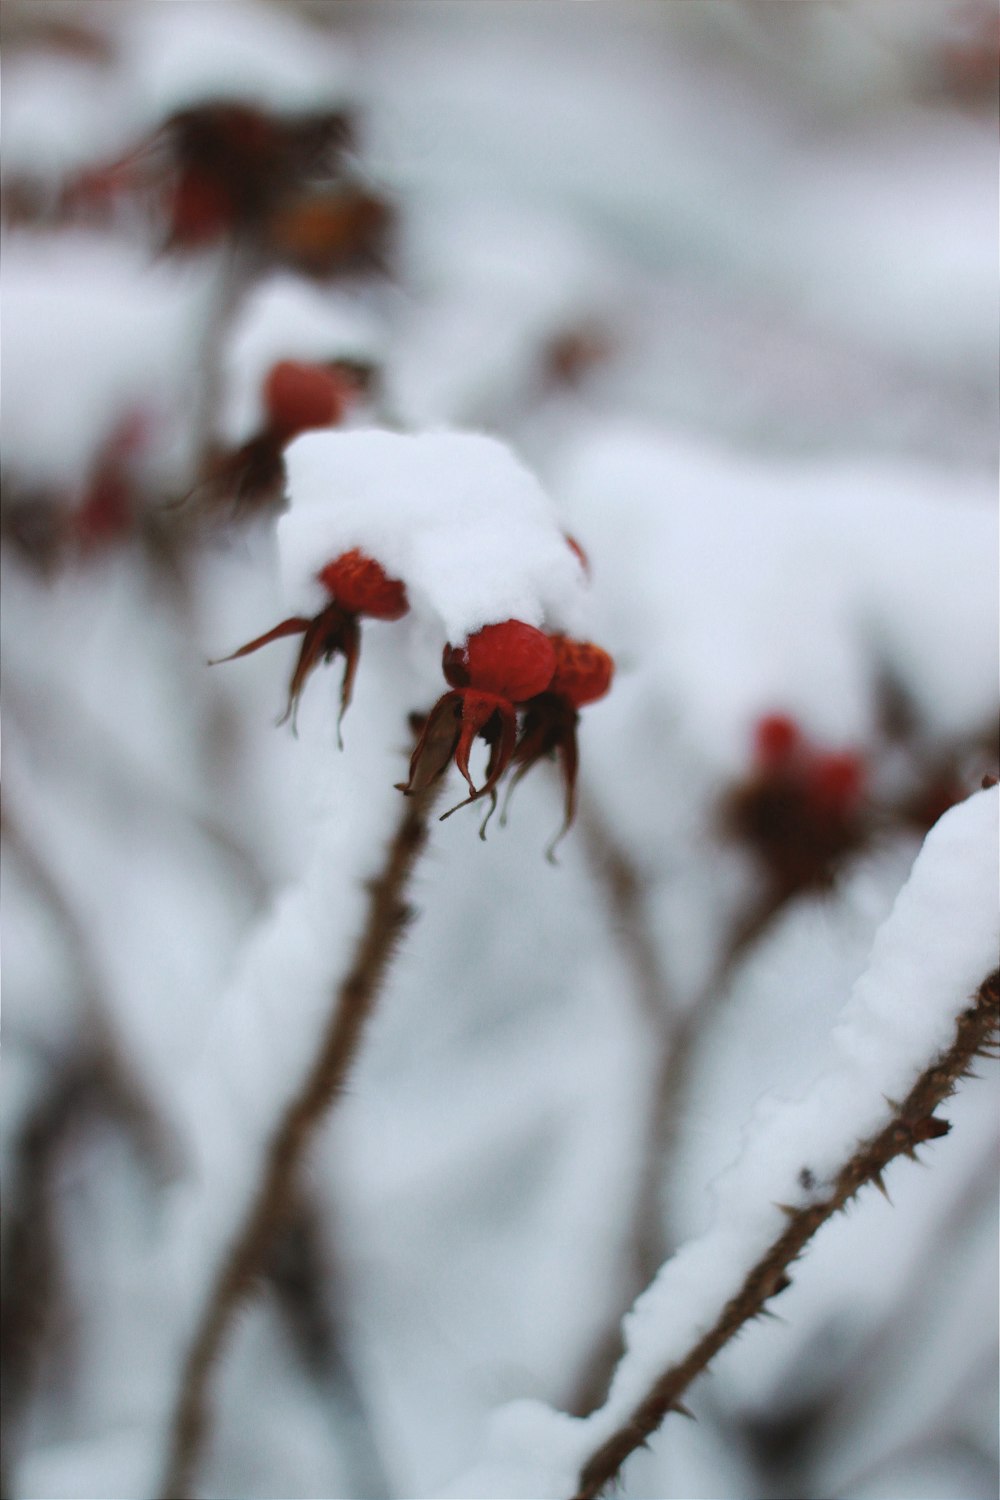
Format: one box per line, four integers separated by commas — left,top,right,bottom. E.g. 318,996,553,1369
401,619,613,844
213,548,613,845
726,713,868,892
61,101,393,273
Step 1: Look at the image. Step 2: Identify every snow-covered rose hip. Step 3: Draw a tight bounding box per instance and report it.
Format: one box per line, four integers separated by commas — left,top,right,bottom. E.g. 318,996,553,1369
398,621,556,815
211,548,408,735
501,633,615,852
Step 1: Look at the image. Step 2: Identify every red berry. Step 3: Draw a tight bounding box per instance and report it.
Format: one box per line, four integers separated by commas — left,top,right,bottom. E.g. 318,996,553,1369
549,634,614,708
264,361,347,441
444,621,556,702
807,751,865,812
317,549,408,620
754,714,802,767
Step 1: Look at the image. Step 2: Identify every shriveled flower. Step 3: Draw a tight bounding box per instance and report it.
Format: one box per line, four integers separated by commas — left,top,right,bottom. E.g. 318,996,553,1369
211,548,408,737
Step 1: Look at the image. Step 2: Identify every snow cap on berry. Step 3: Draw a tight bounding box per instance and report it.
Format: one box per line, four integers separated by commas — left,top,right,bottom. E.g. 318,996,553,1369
279,429,589,640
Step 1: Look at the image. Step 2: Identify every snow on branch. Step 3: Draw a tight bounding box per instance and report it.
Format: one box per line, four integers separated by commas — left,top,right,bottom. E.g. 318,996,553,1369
444,785,1000,1500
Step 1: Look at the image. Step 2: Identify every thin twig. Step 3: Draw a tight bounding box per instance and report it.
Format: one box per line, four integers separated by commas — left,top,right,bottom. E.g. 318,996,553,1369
159,764,444,1500
572,968,1000,1499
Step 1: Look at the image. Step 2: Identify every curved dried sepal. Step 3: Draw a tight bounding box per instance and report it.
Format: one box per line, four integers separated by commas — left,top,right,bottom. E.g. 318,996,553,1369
208,614,312,665
545,718,581,865
396,692,463,795
275,603,355,734
441,697,518,821
331,614,361,748
477,792,499,840
498,704,558,827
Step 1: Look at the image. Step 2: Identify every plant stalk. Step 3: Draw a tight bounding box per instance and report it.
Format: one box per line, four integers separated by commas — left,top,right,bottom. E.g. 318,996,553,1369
160,769,443,1500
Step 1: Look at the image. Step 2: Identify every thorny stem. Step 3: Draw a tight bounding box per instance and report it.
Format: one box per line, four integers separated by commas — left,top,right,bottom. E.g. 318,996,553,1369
571,968,1000,1500
159,762,444,1500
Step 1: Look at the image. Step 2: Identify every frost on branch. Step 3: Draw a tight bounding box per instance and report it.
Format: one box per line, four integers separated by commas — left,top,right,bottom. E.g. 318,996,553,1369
445,786,1000,1500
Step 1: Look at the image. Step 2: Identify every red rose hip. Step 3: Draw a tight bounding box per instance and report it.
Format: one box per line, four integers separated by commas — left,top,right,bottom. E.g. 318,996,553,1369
548,634,614,708
318,549,408,620
443,620,556,702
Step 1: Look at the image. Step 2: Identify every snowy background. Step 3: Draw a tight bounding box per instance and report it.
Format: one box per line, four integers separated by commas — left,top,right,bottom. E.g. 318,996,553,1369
1,4,997,1499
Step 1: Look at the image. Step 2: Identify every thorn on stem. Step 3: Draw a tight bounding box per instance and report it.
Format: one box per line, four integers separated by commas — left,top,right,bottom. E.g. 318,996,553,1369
870,1170,892,1202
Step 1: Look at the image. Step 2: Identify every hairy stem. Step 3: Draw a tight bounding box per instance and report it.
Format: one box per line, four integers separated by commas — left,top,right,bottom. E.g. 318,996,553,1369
572,968,999,1500
160,769,443,1500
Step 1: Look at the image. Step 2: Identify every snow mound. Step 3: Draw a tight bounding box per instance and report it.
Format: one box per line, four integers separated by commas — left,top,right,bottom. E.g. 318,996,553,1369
279,428,589,642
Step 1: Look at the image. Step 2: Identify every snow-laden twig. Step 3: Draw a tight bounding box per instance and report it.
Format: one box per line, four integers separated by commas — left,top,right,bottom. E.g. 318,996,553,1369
442,786,998,1500
572,963,999,1498
159,764,444,1500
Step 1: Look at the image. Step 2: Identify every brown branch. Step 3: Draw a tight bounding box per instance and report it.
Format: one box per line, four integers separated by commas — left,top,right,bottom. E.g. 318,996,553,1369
572,968,1000,1500
159,764,444,1500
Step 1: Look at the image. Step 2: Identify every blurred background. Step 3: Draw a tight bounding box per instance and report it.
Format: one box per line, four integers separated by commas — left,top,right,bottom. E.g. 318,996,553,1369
2,4,997,1499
